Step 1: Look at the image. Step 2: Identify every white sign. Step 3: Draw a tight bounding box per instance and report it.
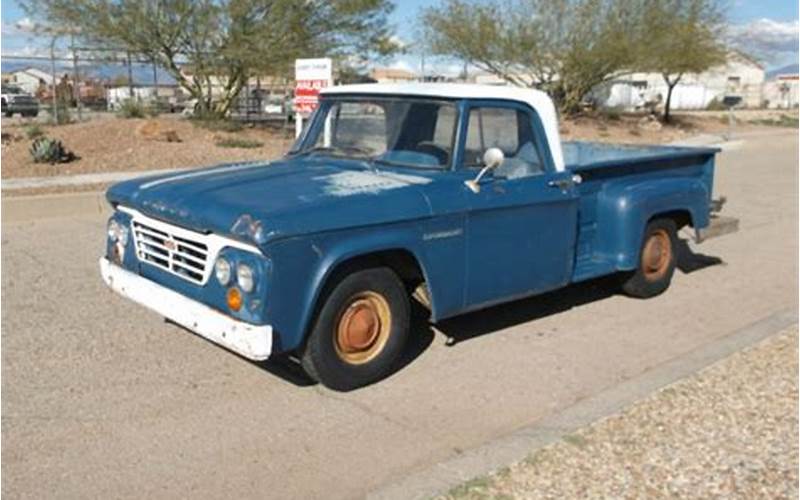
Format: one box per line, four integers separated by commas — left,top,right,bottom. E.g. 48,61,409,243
294,58,332,117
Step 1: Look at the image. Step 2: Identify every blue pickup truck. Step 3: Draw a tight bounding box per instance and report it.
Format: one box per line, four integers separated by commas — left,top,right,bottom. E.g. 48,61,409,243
100,83,737,390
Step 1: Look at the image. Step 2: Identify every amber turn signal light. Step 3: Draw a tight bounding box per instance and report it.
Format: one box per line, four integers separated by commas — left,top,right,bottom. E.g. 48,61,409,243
227,287,242,312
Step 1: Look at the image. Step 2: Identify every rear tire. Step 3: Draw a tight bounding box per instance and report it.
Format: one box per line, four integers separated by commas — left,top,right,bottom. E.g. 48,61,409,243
301,267,410,391
621,218,678,298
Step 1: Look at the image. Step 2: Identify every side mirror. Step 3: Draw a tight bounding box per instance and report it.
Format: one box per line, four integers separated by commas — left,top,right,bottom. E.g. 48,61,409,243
465,147,505,193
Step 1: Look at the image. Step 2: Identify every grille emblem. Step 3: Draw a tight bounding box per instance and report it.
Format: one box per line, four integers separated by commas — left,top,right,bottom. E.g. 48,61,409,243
164,239,177,251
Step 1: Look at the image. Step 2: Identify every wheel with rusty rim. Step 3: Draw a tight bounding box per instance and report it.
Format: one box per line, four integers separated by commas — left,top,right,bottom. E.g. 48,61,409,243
621,218,678,298
301,267,410,391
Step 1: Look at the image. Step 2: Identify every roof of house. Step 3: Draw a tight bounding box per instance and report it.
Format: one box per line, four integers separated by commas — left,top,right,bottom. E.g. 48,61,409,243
321,83,565,170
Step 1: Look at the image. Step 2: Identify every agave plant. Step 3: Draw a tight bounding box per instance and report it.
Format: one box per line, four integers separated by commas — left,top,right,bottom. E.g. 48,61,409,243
29,137,75,164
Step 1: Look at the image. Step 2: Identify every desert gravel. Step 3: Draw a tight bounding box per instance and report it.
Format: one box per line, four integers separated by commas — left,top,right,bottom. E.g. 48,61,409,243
441,327,799,499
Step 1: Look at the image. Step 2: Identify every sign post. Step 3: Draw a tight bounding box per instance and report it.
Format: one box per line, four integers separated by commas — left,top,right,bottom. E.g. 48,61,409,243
294,58,333,138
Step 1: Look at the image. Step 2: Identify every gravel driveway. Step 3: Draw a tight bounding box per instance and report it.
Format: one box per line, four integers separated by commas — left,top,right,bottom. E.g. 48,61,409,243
440,327,799,499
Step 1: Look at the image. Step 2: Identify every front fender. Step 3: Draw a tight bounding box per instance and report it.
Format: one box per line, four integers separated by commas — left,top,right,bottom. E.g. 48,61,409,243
264,223,436,353
595,177,710,270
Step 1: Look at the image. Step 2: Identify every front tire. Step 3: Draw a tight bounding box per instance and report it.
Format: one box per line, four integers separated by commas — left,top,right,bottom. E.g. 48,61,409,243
621,218,678,298
301,267,410,391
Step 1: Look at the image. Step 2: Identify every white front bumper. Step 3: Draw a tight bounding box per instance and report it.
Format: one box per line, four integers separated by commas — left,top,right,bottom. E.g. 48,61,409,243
99,258,272,360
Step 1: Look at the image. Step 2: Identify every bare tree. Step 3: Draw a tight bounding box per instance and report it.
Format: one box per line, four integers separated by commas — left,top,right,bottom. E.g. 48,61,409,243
24,0,398,118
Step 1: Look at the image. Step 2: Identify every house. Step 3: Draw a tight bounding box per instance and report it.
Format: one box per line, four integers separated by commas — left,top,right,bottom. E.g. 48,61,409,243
179,66,291,98
106,84,184,111
593,51,766,110
763,74,799,109
7,67,54,95
369,68,417,84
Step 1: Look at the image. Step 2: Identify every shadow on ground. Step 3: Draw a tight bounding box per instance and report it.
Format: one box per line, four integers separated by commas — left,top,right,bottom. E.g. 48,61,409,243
256,239,722,387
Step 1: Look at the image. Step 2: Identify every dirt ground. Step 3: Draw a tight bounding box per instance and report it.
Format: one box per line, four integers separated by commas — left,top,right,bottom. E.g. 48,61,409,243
0,110,795,180
1,114,294,179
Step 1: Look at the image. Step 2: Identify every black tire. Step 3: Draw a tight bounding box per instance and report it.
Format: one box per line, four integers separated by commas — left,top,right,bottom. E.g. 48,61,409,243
621,218,678,298
301,267,410,391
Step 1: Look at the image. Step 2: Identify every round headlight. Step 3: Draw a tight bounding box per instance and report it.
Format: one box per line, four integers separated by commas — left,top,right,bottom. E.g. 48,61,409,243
237,263,255,293
215,258,232,286
116,224,129,246
107,219,129,246
107,219,120,241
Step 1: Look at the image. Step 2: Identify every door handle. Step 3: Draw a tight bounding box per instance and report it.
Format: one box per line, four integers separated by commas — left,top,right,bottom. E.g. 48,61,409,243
548,174,582,190
548,178,573,190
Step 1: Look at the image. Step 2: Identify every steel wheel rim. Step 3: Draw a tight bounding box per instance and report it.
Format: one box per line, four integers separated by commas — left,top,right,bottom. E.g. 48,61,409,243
642,229,672,281
334,291,392,365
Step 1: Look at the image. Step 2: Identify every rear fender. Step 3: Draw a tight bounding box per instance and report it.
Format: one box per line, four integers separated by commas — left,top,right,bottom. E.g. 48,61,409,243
595,177,710,270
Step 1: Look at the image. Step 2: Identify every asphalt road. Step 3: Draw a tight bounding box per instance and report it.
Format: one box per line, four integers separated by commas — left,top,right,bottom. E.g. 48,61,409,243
2,129,797,499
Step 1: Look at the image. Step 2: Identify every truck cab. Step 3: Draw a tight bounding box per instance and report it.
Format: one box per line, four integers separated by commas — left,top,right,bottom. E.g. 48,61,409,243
101,83,736,390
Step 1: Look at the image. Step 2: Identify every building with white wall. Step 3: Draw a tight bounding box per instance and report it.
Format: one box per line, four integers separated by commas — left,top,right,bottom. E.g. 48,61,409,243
763,74,799,109
593,51,765,110
7,68,54,95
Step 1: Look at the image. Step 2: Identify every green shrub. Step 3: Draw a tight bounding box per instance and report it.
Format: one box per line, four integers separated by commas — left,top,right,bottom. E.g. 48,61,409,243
706,98,727,111
29,137,76,164
193,117,243,132
48,103,72,125
600,107,623,121
117,99,147,119
215,137,263,148
749,114,799,128
24,124,44,139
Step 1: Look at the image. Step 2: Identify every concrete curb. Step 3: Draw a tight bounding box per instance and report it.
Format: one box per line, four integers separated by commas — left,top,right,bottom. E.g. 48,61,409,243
1,168,185,191
368,307,798,500
2,191,109,223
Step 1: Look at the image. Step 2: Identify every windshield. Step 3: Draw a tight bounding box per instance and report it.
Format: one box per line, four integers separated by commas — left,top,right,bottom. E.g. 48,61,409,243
292,97,458,169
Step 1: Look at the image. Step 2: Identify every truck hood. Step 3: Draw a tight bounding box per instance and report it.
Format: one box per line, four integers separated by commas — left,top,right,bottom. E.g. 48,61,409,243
106,158,436,245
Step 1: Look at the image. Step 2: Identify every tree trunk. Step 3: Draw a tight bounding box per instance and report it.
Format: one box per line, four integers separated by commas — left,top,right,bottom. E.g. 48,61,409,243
662,73,683,124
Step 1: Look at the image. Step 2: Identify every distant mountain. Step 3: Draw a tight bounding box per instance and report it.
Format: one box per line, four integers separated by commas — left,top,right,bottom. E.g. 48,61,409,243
767,64,799,80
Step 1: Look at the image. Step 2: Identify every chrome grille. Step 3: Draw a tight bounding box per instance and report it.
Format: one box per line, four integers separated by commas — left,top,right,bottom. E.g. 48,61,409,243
132,220,209,284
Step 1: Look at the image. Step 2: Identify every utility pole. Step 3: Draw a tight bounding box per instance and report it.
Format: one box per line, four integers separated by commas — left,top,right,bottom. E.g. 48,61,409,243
152,59,159,111
49,37,58,123
71,33,82,121
126,51,134,99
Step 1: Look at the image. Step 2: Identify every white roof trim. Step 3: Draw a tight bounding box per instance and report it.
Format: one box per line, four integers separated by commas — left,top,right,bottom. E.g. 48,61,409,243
321,83,565,171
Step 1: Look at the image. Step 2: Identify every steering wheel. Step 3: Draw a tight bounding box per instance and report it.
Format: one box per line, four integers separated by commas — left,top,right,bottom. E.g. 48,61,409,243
413,141,450,165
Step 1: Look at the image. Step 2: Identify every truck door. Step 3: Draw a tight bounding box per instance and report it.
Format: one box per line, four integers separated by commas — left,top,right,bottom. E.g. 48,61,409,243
460,101,580,309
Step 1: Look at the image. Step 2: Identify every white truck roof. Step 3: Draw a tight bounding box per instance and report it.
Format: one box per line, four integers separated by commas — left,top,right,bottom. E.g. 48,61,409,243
321,83,565,171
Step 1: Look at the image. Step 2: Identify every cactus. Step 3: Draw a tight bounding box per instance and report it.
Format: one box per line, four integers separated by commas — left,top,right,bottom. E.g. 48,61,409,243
29,137,75,164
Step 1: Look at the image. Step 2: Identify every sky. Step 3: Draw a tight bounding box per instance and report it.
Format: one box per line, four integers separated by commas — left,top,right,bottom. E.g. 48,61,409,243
1,0,798,77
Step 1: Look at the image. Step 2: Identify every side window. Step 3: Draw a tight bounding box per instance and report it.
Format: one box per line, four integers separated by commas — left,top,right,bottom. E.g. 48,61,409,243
463,106,545,179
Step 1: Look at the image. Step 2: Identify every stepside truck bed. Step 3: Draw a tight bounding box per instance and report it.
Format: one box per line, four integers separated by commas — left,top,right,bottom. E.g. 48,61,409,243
562,141,728,283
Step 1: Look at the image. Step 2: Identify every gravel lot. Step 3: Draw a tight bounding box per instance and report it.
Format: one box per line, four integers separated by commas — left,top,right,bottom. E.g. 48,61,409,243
440,327,799,500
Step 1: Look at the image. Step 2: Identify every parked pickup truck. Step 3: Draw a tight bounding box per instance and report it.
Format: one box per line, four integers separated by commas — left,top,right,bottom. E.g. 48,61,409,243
1,84,39,117
100,83,738,390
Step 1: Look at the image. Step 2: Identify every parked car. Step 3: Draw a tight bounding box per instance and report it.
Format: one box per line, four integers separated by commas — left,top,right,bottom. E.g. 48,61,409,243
1,84,39,117
99,83,738,390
